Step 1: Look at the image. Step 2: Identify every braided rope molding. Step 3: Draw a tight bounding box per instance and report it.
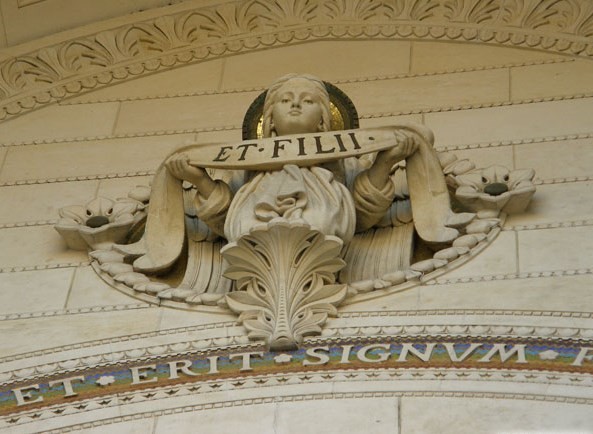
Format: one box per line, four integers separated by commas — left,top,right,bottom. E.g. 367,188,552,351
2,305,593,367
438,131,593,152
0,126,238,148
0,266,592,307
5,172,589,188
2,95,593,151
3,213,593,234
4,371,593,430
503,219,593,232
0,219,57,229
0,171,156,187
0,341,255,383
3,216,593,232
0,244,591,325
2,316,593,377
0,233,591,305
427,268,593,286
59,57,575,105
2,322,593,386
0,321,239,364
1,296,591,327
360,92,593,120
534,175,593,185
339,309,593,319
0,303,152,322
3,93,593,150
317,324,593,340
8,387,593,432
0,0,592,121
0,339,256,386
0,217,585,262
1,214,592,237
0,261,89,274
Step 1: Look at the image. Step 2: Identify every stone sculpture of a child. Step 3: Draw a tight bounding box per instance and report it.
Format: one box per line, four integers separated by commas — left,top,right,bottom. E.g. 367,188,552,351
165,73,418,244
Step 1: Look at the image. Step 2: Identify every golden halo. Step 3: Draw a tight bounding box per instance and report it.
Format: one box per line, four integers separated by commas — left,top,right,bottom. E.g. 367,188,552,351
242,81,359,140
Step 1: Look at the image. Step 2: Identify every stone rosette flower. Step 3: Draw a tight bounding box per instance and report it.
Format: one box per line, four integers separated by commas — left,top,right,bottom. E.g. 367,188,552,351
452,165,536,218
55,193,147,251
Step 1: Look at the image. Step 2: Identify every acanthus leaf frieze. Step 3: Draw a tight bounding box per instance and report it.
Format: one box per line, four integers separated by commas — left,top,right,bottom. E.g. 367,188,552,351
2,94,593,148
58,56,574,106
9,389,593,434
0,0,592,120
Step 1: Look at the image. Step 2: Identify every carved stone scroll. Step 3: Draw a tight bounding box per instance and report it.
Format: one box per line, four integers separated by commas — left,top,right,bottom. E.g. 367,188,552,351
222,220,347,351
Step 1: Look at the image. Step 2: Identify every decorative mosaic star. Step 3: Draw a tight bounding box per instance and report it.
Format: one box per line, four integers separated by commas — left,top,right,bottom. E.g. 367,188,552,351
274,354,293,364
96,375,115,386
538,350,559,361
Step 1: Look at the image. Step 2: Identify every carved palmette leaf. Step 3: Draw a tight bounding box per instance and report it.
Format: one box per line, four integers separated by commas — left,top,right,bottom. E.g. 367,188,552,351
521,0,564,30
408,0,441,21
468,0,506,24
251,0,319,28
442,0,505,24
576,7,593,37
8,56,61,90
122,16,194,56
500,0,561,29
62,40,118,72
323,0,386,21
223,221,347,350
187,2,260,39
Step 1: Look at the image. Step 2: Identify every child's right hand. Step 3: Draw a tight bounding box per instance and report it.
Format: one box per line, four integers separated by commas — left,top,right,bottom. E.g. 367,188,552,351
166,153,209,186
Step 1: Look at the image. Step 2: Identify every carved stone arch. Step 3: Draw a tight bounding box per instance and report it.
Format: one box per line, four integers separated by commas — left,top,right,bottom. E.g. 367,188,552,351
0,0,592,121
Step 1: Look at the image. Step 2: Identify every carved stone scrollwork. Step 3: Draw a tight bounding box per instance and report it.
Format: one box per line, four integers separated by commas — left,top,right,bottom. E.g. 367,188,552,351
222,220,347,351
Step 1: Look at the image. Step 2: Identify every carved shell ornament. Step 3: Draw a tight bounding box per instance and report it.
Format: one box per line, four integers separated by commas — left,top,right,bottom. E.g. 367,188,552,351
56,76,536,350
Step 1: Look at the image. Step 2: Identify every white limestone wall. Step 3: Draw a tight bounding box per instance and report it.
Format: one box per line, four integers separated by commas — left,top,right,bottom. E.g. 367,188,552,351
0,39,592,432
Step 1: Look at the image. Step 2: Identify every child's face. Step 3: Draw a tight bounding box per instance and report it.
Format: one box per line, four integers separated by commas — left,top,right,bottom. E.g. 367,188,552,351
271,78,324,136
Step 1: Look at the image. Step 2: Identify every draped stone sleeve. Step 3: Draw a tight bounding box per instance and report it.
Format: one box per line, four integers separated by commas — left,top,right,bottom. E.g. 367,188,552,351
194,180,233,238
352,169,396,232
